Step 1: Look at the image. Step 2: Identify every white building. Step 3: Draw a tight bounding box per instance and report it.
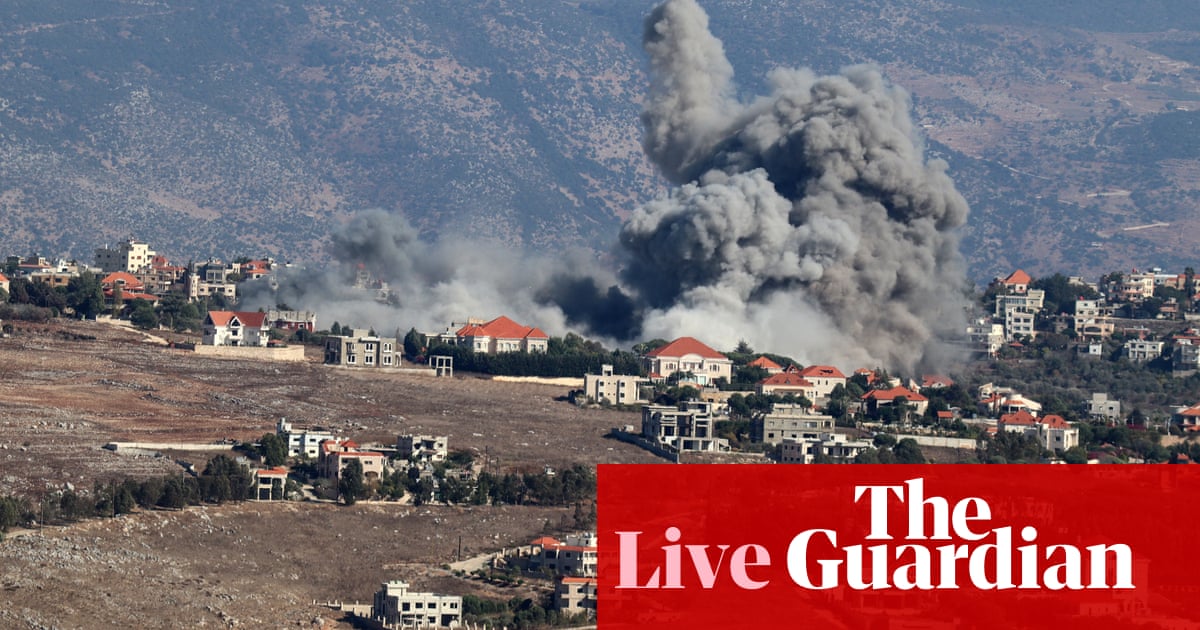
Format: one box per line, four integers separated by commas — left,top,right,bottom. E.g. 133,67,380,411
276,418,335,459
582,364,648,406
642,337,733,386
202,311,270,346
1124,339,1165,363
372,580,461,628
779,432,872,464
967,318,1005,357
995,290,1045,340
531,533,598,578
755,404,834,445
94,238,156,273
641,401,729,452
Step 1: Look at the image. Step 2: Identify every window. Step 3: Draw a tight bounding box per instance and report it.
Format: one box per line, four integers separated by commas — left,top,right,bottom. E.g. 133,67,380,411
348,355,356,364
383,356,392,365
365,355,374,365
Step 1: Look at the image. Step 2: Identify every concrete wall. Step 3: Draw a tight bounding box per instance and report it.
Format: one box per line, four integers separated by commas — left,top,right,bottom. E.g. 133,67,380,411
492,375,585,387
193,345,306,362
896,435,981,450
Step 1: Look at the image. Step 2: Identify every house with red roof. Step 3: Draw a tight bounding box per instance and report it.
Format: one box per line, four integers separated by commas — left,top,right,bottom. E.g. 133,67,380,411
454,316,549,354
320,439,386,482
529,532,597,578
1173,404,1200,432
555,576,597,615
0,272,8,294
1001,269,1032,294
861,386,929,418
641,337,733,386
1000,410,1079,452
756,372,817,399
254,467,289,500
202,311,271,347
797,365,848,402
747,356,784,374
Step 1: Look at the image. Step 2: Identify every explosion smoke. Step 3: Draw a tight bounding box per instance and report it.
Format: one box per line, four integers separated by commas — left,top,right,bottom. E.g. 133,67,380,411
620,0,971,373
245,0,971,375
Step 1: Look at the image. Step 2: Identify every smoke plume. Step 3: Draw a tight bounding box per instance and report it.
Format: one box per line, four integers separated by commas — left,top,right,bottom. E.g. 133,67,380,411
620,0,970,373
245,0,971,375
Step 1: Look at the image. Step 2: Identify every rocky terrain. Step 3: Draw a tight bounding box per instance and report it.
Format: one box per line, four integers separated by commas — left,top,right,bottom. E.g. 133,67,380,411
2,1,1200,282
0,319,655,628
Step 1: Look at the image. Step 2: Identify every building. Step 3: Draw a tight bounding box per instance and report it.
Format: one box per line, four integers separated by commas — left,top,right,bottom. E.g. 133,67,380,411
94,238,156,273
641,401,729,452
185,259,239,302
779,432,872,464
276,418,335,459
999,410,1079,452
1173,339,1200,374
320,440,386,482
1087,393,1122,423
530,533,597,577
995,290,1045,341
0,272,8,294
135,255,187,295
1124,339,1165,363
642,337,733,386
756,372,817,399
754,404,834,445
1000,269,1032,294
452,316,549,354
372,580,462,629
1173,405,1200,431
861,386,929,417
582,364,649,406
254,467,288,500
1073,298,1114,338
397,435,448,463
267,309,317,332
747,356,784,374
554,577,597,615
324,330,400,368
966,318,1006,357
796,365,848,402
202,311,270,346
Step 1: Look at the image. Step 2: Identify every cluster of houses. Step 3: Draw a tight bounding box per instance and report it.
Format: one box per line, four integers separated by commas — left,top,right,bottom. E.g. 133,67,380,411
252,418,448,501
973,267,1200,372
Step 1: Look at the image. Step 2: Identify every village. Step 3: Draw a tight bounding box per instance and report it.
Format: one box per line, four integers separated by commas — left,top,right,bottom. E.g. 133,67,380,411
5,240,1200,627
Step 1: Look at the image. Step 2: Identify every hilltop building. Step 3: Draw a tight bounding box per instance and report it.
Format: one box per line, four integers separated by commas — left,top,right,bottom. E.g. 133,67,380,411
642,337,732,386
451,316,548,354
372,581,462,629
202,311,270,346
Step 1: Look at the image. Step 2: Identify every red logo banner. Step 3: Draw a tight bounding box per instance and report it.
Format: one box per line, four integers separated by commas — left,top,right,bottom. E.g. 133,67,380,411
597,465,1200,629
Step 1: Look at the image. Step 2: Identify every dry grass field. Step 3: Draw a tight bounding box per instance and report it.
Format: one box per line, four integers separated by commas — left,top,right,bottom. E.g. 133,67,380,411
0,319,661,628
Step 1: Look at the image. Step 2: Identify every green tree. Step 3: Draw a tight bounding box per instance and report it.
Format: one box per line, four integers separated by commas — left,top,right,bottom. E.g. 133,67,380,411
66,271,105,319
404,327,424,359
1063,445,1089,464
893,438,926,464
258,433,289,467
129,299,159,329
338,458,366,505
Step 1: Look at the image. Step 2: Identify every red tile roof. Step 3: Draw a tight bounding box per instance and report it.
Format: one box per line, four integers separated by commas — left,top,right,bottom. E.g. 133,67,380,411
759,373,814,388
0,273,8,282
1000,409,1039,426
101,271,145,290
936,410,953,419
799,365,847,379
1004,269,1032,285
1178,405,1200,417
531,536,561,547
748,356,783,370
645,337,727,360
560,577,597,585
922,375,954,388
456,315,548,340
861,386,928,402
256,467,288,477
206,311,269,328
1041,415,1071,429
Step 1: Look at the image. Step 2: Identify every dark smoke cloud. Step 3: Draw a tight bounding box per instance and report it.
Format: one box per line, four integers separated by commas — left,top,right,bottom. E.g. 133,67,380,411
622,0,971,373
245,0,970,375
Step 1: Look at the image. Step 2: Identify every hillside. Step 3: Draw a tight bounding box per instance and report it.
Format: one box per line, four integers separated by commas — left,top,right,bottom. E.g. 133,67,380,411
1,0,1199,283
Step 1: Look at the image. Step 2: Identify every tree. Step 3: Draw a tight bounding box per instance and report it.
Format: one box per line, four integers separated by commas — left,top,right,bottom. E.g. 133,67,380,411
893,438,926,464
1063,445,1089,464
65,271,105,319
129,299,159,329
403,327,425,359
110,284,124,317
330,321,343,336
338,459,366,505
258,433,288,467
